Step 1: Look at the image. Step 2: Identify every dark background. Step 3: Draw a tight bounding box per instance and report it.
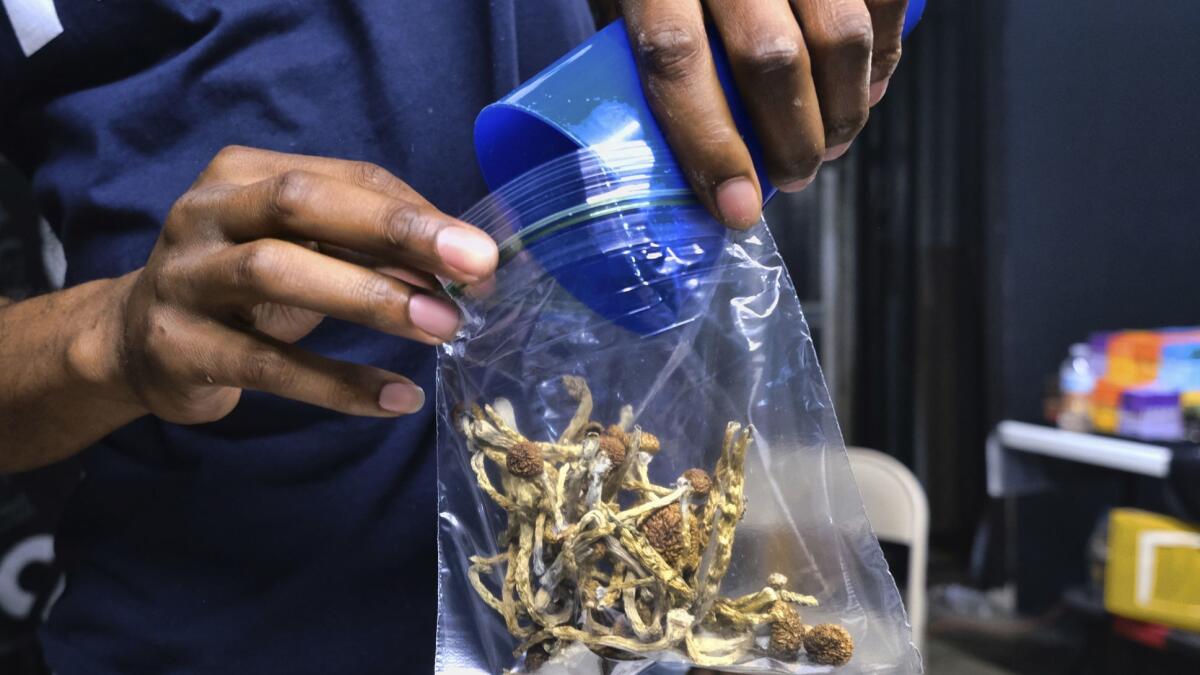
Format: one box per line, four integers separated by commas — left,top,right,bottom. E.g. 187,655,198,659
837,0,1197,543
836,0,1199,621
985,0,1200,423
983,0,1200,615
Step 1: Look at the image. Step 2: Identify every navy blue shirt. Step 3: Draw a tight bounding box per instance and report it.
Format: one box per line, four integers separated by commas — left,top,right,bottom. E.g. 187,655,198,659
0,2,593,673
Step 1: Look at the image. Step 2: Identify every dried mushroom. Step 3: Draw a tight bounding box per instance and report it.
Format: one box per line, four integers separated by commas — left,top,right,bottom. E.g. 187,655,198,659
804,623,855,666
767,601,805,659
638,431,661,455
506,441,544,478
640,503,686,565
604,424,628,445
456,376,850,671
597,433,626,467
682,468,712,495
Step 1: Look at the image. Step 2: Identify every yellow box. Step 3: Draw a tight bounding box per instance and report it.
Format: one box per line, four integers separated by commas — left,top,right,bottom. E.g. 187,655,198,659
1105,508,1200,632
1091,405,1119,434
1183,390,1200,409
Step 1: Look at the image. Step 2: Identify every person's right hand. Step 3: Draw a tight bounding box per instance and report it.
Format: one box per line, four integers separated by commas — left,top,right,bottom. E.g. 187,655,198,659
619,0,907,228
114,146,498,425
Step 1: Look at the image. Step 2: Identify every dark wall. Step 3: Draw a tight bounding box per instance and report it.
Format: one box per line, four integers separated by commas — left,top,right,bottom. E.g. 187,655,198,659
848,0,990,542
988,0,1200,423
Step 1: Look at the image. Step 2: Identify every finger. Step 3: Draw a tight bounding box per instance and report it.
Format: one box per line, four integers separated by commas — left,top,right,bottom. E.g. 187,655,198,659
707,0,825,192
203,145,432,205
316,243,441,291
197,239,461,343
314,241,390,270
791,0,874,156
864,0,906,104
623,0,762,229
187,323,425,416
210,171,498,283
376,265,440,292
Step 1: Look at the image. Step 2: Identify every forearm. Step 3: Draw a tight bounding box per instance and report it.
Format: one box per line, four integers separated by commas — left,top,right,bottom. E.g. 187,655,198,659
0,272,146,472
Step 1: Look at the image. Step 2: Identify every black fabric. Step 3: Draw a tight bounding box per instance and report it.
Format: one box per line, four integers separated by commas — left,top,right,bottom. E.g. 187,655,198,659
1167,447,1200,524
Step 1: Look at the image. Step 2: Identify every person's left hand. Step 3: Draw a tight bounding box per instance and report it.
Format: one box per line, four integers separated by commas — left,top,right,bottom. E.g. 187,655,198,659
620,0,907,228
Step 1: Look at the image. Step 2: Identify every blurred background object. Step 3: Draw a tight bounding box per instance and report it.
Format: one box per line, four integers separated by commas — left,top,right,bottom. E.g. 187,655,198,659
847,447,930,653
765,0,1200,672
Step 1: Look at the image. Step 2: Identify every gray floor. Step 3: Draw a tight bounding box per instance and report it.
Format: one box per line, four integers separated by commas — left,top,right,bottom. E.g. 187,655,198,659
923,637,1020,675
919,608,1084,675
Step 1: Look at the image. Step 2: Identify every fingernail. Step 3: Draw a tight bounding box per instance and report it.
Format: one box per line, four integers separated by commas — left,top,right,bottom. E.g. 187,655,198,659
869,78,890,107
409,293,460,340
379,382,425,414
823,142,852,161
464,274,497,300
715,178,761,228
436,226,498,279
777,172,818,193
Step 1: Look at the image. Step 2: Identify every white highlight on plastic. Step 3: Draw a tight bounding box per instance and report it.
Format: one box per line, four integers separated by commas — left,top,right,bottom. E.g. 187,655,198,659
584,181,651,206
588,137,655,177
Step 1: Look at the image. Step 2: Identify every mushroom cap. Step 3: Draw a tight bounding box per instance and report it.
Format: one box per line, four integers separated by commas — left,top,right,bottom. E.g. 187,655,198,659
598,433,627,467
768,601,806,659
506,441,544,478
640,503,685,564
638,431,661,454
804,623,854,666
682,468,712,495
604,424,628,444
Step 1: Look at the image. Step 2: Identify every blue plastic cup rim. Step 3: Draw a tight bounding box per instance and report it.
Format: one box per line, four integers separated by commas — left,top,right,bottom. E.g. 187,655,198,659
454,142,726,336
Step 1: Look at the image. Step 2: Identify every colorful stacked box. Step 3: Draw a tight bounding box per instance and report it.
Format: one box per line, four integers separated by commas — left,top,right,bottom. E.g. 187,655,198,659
1118,389,1183,441
1078,328,1200,441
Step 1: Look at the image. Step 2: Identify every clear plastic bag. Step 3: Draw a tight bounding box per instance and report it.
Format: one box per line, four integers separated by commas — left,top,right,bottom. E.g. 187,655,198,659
435,143,920,674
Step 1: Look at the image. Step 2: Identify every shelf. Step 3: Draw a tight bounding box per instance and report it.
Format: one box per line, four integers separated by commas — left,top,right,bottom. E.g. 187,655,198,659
996,421,1173,478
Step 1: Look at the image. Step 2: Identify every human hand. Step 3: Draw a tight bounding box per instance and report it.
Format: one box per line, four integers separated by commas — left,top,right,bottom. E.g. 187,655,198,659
621,0,907,227
114,146,497,424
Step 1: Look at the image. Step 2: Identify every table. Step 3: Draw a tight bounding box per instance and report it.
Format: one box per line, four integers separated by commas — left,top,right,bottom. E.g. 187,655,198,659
984,421,1199,613
987,421,1174,497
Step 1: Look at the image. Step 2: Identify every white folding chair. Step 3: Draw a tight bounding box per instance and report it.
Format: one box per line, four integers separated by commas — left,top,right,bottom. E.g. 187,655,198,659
846,447,929,654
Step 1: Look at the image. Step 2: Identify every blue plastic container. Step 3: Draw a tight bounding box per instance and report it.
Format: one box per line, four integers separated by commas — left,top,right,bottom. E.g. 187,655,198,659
468,7,924,334
476,5,926,191
453,142,726,335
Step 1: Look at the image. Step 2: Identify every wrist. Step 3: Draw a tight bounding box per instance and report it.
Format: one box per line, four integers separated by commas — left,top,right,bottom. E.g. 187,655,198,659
65,272,146,413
